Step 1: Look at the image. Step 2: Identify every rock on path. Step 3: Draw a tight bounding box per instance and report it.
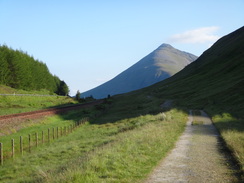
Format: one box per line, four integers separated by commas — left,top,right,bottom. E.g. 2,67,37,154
144,110,239,183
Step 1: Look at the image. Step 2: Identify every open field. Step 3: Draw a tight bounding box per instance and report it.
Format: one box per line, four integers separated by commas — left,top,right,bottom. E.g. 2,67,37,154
0,98,187,182
0,95,77,116
1,82,243,182
0,80,243,182
0,85,78,116
0,86,188,182
208,111,244,173
1,27,244,180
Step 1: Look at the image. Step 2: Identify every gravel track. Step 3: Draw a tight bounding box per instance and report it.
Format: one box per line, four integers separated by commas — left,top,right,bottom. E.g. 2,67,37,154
145,110,240,183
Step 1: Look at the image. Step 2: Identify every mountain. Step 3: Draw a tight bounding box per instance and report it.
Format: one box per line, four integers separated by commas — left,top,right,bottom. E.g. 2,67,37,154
139,26,244,116
81,44,198,99
111,26,244,176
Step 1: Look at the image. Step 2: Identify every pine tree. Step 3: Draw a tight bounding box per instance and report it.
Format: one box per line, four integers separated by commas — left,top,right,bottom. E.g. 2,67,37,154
0,45,70,95
0,45,11,85
75,90,81,101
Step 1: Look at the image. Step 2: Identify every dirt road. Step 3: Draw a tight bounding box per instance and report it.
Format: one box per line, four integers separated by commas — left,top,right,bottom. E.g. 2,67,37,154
145,110,240,183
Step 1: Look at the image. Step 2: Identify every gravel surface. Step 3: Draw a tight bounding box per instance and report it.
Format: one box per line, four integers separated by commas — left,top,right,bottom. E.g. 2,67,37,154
144,110,240,183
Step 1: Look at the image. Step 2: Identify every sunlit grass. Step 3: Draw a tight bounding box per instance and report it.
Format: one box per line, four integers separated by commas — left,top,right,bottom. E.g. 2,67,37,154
35,109,187,183
211,113,244,173
0,95,77,115
0,109,187,183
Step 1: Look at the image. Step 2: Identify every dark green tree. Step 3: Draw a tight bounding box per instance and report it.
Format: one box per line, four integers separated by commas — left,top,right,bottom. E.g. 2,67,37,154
0,45,10,85
57,80,69,96
75,90,81,101
0,45,70,95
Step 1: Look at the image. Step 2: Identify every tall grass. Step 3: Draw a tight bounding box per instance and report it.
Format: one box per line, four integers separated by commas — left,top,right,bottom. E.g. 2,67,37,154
0,109,187,182
0,95,77,115
0,115,76,158
0,85,78,115
56,110,186,183
211,113,244,173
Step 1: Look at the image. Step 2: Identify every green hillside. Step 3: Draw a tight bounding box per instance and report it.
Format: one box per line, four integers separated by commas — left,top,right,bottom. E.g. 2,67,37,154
0,27,243,182
0,85,77,116
123,26,244,173
0,45,69,95
144,26,244,117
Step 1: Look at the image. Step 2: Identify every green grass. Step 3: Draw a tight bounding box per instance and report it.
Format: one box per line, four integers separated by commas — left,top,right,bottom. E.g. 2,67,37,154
0,85,53,95
0,108,187,183
134,27,244,176
0,95,77,115
191,110,204,125
0,115,76,158
1,27,243,181
210,112,244,173
0,85,78,116
0,89,188,182
52,110,186,183
192,120,204,125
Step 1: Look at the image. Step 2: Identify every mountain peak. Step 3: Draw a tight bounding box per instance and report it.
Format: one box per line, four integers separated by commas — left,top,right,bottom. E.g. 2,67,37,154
158,43,173,49
81,44,198,99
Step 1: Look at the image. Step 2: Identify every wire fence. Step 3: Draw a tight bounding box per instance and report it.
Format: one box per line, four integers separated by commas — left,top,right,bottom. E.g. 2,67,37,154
0,94,57,97
0,117,88,166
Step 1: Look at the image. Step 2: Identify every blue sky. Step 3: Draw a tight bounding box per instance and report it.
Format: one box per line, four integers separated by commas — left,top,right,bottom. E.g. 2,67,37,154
0,0,243,95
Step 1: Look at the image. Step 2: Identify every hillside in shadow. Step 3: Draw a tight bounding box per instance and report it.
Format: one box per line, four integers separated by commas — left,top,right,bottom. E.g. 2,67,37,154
61,26,244,130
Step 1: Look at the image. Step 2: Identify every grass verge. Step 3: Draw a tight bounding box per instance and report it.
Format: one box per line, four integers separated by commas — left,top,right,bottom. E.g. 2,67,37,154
0,108,187,183
0,95,77,115
210,112,244,174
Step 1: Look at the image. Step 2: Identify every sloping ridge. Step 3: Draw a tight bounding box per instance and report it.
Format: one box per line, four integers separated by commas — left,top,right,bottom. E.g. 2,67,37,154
81,44,197,99
149,26,244,115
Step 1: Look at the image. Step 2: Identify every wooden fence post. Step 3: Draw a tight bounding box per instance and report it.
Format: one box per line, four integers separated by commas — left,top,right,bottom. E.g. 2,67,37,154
36,132,38,147
48,128,50,143
28,134,31,153
61,127,63,137
20,136,23,156
11,139,14,159
42,131,44,144
53,128,55,140
57,127,59,139
0,143,3,166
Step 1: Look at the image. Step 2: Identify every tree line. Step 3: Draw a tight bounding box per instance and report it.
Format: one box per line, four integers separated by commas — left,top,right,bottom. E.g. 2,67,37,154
0,45,69,95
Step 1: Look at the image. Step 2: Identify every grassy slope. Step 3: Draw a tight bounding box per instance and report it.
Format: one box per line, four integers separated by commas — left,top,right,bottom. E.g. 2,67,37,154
0,95,188,182
151,26,244,115
0,85,77,115
136,26,244,173
0,85,61,96
0,82,188,182
0,27,243,182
